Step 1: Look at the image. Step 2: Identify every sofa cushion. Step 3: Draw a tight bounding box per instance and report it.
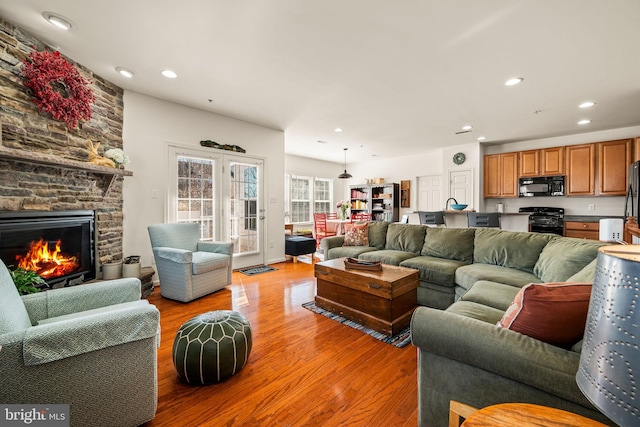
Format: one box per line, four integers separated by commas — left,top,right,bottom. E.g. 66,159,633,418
400,255,467,287
473,228,553,273
460,280,520,311
327,246,378,260
566,258,597,282
367,221,389,249
455,263,540,292
384,223,427,254
445,301,505,325
533,237,604,282
421,227,475,263
497,282,592,347
359,250,418,266
343,223,368,246
191,251,229,275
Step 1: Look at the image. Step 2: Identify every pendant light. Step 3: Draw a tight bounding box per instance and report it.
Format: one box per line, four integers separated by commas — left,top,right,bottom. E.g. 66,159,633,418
338,148,352,179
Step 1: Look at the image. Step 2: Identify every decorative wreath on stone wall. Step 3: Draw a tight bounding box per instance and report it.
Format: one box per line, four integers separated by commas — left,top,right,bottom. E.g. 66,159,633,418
22,50,95,129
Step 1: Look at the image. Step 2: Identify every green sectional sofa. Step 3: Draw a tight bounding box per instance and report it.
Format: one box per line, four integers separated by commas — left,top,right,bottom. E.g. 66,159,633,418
320,222,613,426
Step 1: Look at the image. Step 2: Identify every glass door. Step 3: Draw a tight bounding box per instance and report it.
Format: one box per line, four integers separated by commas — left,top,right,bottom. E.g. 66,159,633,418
226,157,264,268
167,145,265,270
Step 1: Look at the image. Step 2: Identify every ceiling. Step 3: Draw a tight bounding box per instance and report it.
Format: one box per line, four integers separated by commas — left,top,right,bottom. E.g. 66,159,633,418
1,0,639,164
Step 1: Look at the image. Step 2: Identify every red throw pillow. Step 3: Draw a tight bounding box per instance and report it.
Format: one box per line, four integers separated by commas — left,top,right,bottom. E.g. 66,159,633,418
497,282,592,347
342,223,368,247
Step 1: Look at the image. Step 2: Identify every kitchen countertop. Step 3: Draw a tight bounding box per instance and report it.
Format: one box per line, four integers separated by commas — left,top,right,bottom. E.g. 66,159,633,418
564,215,625,222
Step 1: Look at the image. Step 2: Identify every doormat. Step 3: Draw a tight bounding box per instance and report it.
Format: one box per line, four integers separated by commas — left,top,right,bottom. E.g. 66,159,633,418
238,265,278,276
302,301,411,348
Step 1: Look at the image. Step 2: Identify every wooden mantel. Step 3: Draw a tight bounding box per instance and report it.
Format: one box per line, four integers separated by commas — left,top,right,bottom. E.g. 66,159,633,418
0,134,132,195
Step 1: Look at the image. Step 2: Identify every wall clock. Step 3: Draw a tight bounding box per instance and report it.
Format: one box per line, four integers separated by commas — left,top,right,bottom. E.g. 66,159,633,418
453,152,466,165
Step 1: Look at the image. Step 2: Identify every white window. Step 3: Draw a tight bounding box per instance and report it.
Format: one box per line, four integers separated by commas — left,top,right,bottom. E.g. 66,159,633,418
284,174,333,223
314,178,332,214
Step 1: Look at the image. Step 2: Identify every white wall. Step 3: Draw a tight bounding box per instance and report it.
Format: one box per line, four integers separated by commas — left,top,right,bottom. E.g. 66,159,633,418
344,142,481,216
483,125,640,216
284,154,344,227
122,91,285,268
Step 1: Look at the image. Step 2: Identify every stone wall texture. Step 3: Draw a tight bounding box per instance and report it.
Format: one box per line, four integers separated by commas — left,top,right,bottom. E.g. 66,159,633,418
0,18,126,264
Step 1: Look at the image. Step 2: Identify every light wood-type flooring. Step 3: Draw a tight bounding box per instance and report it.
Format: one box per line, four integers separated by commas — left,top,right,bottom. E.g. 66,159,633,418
143,258,418,426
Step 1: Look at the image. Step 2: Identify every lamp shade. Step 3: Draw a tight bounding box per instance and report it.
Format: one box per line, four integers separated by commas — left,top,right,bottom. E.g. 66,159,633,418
576,245,640,427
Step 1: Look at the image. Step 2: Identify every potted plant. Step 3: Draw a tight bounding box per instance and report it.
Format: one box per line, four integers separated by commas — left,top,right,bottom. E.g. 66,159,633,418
9,266,47,295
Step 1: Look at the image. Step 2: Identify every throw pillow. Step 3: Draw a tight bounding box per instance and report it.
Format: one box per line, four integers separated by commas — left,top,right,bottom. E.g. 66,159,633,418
342,223,368,247
497,282,592,347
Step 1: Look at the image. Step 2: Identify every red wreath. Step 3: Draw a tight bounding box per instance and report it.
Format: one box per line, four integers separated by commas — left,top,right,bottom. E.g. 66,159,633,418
22,50,95,129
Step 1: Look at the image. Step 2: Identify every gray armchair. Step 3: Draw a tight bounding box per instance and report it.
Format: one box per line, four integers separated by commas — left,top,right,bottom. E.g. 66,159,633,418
148,222,233,302
0,259,160,427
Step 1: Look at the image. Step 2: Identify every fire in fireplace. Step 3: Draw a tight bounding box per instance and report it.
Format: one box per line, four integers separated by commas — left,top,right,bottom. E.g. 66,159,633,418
0,210,96,288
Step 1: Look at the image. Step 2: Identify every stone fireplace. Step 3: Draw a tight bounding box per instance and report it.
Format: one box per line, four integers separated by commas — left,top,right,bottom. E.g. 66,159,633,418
0,18,128,274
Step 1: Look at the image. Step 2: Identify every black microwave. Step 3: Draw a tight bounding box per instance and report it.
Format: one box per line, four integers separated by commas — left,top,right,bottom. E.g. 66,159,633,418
519,176,565,197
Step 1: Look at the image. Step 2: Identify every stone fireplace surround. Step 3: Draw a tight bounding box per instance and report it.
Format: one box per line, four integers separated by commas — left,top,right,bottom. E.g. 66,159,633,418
0,18,128,269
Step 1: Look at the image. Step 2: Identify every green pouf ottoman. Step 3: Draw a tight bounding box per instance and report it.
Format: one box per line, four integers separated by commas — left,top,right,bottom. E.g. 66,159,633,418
172,310,252,385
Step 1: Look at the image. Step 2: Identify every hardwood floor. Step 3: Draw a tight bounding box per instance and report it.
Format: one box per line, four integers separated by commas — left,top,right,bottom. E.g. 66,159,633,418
143,258,418,426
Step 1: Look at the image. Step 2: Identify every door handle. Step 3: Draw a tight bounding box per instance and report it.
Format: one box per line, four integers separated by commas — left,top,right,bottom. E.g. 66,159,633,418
259,216,265,220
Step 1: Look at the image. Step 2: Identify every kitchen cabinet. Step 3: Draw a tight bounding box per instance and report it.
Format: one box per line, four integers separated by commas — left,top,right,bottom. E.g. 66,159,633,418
564,221,599,240
484,152,518,198
519,147,564,178
633,137,640,162
565,144,595,196
519,150,539,177
540,146,564,175
597,138,631,195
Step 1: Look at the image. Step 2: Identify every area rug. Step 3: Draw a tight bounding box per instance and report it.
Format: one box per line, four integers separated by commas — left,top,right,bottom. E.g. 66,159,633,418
238,265,278,276
302,301,411,348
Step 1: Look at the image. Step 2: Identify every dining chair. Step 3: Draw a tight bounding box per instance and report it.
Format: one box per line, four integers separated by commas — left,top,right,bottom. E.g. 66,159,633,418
467,212,501,228
418,211,446,227
326,212,338,219
351,212,372,223
313,213,337,247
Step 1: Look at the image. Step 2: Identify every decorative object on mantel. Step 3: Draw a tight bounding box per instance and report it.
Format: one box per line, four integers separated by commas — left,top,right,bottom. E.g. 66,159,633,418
87,141,115,168
21,50,95,130
105,148,130,169
200,140,246,153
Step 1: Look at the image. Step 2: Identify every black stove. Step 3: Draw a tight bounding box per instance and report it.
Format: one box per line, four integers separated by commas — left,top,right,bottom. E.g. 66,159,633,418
518,207,564,236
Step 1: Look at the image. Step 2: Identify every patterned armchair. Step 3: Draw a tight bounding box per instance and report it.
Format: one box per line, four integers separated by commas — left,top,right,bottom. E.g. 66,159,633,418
148,223,233,302
0,259,160,427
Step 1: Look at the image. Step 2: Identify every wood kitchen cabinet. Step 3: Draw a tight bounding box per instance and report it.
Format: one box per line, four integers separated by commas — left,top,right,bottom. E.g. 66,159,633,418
565,144,595,196
540,146,564,175
484,152,518,198
598,138,631,195
564,221,599,240
519,150,539,177
634,137,640,162
519,147,565,177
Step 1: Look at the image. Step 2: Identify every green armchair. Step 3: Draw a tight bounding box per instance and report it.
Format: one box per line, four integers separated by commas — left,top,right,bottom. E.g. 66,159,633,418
0,259,160,427
148,223,233,302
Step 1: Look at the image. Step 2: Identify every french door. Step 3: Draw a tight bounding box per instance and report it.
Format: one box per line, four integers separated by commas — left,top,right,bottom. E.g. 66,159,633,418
167,145,265,269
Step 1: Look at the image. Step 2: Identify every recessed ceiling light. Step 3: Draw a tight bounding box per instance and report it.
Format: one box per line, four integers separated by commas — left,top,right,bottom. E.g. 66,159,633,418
334,127,343,133
579,101,596,108
161,69,178,79
462,125,473,131
578,119,591,125
505,78,523,86
115,67,134,78
42,12,73,30
477,136,486,141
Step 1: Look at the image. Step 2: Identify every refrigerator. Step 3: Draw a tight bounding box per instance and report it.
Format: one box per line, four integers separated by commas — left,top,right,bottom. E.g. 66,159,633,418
625,160,640,226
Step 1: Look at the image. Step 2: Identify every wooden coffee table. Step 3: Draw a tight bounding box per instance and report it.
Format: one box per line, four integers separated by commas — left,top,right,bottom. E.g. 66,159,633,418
314,258,419,337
